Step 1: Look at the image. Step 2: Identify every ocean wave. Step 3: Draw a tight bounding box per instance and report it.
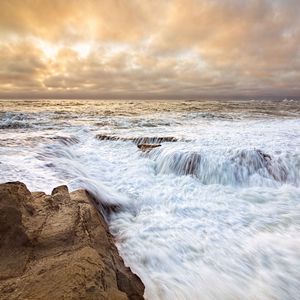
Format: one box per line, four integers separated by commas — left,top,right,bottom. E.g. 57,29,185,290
0,112,33,129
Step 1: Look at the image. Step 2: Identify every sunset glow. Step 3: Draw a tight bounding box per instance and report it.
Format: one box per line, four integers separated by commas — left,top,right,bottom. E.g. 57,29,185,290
0,0,299,99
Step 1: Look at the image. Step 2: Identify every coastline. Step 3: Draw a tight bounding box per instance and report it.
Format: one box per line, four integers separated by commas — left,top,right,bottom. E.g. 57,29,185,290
0,181,144,299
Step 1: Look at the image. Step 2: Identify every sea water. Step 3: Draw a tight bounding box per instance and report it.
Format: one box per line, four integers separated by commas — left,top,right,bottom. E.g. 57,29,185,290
0,99,300,299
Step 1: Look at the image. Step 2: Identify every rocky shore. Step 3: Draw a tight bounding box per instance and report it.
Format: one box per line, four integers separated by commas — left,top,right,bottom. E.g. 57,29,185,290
0,182,144,299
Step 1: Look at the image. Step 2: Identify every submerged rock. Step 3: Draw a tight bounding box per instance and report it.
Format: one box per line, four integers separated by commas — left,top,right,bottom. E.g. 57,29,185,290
155,151,202,176
231,149,288,182
137,144,161,152
181,152,202,175
0,182,144,300
50,136,80,146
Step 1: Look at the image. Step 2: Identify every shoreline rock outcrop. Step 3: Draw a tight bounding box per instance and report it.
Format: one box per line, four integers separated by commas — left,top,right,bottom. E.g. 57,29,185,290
0,182,144,300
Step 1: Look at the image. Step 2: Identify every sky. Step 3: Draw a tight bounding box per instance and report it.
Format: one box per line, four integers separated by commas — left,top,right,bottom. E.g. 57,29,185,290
0,0,300,99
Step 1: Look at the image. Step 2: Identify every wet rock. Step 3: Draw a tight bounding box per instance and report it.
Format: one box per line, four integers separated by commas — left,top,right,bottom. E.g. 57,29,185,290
266,159,288,182
96,134,120,141
254,150,288,181
0,182,144,299
155,151,202,176
137,144,161,152
51,136,79,145
231,149,288,182
256,149,272,161
96,134,177,144
231,149,271,170
131,137,177,144
182,152,202,175
171,152,202,176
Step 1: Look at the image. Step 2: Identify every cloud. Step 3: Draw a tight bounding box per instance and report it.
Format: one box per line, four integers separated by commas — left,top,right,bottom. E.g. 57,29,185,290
0,42,47,92
0,0,300,99
0,0,160,43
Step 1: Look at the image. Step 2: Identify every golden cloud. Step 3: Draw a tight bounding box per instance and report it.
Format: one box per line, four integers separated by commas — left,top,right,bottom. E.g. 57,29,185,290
0,0,300,98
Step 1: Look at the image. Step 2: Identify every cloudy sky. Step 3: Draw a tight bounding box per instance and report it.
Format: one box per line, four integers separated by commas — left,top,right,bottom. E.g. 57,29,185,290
0,0,300,99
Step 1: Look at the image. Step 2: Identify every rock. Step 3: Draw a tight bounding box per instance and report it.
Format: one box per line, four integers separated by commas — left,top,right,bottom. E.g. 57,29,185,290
50,136,80,146
95,134,120,141
137,144,161,152
0,182,33,280
231,149,288,182
131,137,177,144
154,151,202,176
181,152,202,175
96,134,178,144
0,182,144,299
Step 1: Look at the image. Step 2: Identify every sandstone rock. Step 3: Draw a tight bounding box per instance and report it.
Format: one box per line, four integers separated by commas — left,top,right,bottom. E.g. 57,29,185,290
0,182,144,299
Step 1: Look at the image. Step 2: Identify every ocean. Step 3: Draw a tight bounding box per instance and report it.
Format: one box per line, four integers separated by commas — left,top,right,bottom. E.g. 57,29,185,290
0,99,300,299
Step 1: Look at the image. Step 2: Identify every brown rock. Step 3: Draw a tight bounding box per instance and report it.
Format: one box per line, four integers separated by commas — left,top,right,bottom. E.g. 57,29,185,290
137,144,161,152
96,134,178,144
155,151,202,176
131,137,177,144
0,182,144,299
95,134,120,141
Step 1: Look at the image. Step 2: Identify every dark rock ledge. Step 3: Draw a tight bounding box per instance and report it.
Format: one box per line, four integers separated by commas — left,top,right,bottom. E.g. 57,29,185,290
0,182,144,300
96,134,178,144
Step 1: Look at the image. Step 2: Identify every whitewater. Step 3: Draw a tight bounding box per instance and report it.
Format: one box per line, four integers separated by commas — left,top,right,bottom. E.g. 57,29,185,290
0,99,300,299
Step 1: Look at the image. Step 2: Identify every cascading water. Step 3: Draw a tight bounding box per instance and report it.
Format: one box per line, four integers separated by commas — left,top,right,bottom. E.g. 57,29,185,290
0,99,300,300
150,147,298,186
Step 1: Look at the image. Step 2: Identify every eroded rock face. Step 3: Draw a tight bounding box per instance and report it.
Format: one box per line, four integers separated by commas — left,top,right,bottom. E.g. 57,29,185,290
0,182,144,300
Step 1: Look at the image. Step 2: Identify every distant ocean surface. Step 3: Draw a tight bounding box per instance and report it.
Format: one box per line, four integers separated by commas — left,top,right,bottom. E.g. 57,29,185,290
1,99,300,299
